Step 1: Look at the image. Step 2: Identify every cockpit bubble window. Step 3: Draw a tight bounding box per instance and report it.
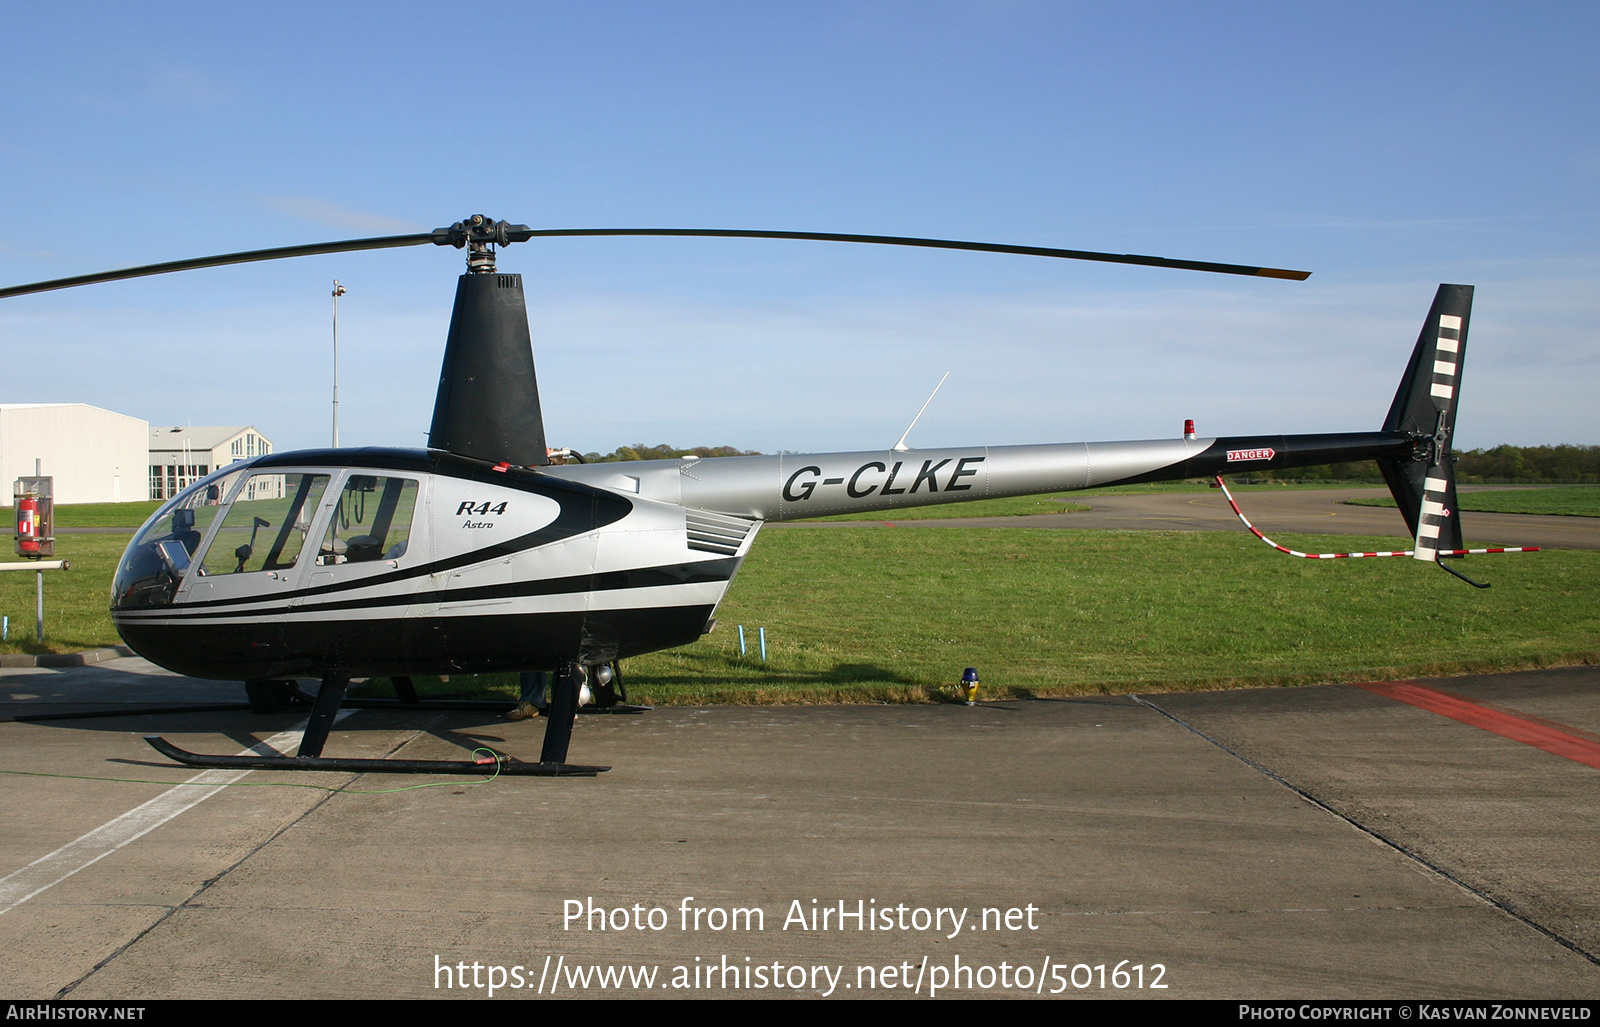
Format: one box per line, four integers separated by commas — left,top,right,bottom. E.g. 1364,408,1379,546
132,469,244,556
199,472,331,575
319,475,418,565
113,467,246,608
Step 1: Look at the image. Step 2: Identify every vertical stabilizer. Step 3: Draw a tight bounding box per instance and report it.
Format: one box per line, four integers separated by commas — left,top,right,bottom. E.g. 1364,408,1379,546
1376,284,1471,560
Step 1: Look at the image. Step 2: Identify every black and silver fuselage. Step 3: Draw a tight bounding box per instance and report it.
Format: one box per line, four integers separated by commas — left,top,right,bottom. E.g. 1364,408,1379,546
110,432,1409,682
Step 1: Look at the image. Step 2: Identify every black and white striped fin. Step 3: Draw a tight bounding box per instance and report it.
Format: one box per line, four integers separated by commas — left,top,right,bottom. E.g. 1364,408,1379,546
1377,285,1472,560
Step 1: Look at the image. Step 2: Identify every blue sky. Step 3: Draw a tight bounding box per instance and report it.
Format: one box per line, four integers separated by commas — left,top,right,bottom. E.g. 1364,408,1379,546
2,2,1595,454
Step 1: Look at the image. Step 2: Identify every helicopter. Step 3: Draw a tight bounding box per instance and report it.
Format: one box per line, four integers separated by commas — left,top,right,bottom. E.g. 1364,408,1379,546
0,215,1524,776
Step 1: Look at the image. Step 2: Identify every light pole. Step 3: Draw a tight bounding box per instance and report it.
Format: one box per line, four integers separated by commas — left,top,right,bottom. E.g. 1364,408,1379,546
331,280,346,447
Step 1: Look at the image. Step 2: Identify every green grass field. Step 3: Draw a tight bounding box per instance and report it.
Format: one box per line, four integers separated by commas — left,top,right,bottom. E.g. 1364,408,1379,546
14,522,1592,703
53,500,164,528
1346,487,1600,518
0,534,126,653
613,528,1599,702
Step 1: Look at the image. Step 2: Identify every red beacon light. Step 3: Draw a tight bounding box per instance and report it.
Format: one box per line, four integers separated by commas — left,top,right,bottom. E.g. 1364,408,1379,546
1184,418,1197,440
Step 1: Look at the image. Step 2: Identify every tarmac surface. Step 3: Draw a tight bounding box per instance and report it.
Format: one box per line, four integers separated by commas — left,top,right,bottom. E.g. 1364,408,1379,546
2,658,1597,999
783,486,1600,551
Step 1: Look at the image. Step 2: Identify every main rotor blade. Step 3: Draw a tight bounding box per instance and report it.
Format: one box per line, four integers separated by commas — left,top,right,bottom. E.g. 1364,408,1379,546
0,218,1308,300
0,233,437,300
519,228,1312,280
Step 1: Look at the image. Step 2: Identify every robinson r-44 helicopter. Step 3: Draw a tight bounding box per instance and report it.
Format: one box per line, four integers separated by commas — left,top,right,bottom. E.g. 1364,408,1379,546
1,216,1531,776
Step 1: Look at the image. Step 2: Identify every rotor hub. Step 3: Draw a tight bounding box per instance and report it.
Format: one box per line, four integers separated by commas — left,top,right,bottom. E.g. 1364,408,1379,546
430,215,535,274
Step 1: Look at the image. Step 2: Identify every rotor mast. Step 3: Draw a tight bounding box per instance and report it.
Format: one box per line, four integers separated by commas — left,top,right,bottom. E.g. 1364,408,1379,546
427,215,551,467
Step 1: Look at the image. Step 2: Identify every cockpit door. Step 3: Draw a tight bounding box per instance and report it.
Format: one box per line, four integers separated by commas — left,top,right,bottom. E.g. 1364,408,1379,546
177,471,334,610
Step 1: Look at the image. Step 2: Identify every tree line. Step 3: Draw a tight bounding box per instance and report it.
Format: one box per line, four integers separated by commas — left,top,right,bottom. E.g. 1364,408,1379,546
1240,445,1600,485
577,444,762,464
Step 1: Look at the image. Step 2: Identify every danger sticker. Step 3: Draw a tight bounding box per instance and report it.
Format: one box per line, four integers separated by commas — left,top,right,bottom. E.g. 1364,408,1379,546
1226,448,1276,462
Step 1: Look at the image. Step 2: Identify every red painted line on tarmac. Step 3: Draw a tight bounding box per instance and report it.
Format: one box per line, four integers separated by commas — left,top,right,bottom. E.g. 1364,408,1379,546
1352,680,1600,771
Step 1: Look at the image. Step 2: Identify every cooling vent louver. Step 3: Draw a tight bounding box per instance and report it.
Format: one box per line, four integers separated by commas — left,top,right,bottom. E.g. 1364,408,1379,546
685,510,758,556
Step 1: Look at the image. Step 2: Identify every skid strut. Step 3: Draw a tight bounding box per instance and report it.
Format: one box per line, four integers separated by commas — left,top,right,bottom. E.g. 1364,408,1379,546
539,662,584,763
144,668,609,776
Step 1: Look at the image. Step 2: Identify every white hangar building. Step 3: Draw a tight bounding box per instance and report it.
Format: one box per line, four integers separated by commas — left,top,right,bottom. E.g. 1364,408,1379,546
149,425,273,500
0,403,150,507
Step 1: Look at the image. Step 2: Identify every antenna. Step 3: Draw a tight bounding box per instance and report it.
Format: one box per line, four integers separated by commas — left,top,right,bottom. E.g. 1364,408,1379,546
332,280,346,448
891,371,951,452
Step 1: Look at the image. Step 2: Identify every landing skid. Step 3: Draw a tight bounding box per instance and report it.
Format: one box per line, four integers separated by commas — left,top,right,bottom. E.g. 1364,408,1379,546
142,735,607,776
147,663,611,776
